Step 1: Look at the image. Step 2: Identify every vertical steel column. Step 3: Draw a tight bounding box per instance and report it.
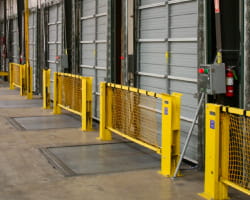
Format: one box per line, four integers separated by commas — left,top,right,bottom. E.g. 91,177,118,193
165,1,170,94
24,0,32,99
136,0,141,88
98,82,112,140
56,5,59,72
199,104,229,200
94,0,98,118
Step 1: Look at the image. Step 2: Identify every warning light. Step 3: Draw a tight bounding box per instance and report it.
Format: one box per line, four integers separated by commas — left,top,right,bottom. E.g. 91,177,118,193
199,68,209,74
199,68,205,74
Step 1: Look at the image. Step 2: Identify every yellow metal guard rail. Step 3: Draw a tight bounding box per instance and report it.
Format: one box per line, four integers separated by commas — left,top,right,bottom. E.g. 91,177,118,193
43,69,51,109
9,63,33,98
0,72,8,76
9,63,26,96
53,72,93,131
200,104,250,199
98,82,182,177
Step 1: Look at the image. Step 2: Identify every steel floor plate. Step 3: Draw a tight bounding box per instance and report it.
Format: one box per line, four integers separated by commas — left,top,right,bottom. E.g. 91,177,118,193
9,114,81,130
40,142,160,176
0,99,42,108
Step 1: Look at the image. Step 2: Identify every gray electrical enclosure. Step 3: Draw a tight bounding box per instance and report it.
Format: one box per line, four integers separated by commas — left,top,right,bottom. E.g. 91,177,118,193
199,63,226,95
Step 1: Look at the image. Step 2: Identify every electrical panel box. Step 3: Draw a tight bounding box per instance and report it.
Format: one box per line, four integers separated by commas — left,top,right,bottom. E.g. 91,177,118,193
61,54,69,71
198,63,226,95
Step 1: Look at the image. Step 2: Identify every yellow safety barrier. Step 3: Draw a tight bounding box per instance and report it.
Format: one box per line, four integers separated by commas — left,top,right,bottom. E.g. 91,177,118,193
200,104,250,200
98,82,182,177
9,63,33,98
53,72,93,131
9,63,26,96
0,72,8,76
43,69,51,109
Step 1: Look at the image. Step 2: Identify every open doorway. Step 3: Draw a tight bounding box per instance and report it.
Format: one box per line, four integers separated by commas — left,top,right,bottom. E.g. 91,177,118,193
110,0,135,85
110,0,122,84
207,0,242,107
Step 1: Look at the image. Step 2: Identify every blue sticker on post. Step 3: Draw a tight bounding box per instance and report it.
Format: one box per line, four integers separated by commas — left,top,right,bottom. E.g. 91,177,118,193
164,107,168,115
210,120,215,129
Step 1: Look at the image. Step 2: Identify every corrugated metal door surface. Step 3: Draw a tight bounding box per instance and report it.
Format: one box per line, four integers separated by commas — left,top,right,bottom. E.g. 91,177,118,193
48,3,62,99
29,11,37,92
80,0,107,119
10,18,19,63
137,0,198,161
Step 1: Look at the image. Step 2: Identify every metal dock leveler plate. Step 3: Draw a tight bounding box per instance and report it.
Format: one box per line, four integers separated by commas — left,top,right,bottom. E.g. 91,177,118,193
98,82,182,177
9,115,81,131
40,142,160,176
53,72,93,131
199,104,250,200
9,63,33,99
0,99,42,108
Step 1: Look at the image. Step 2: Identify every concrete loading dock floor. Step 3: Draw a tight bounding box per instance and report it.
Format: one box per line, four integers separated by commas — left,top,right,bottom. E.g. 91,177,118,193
0,85,248,200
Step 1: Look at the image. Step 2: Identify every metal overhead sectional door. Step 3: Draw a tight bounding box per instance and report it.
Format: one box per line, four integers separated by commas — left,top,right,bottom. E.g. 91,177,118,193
80,0,107,119
0,21,4,70
10,18,19,64
48,3,62,100
29,11,38,93
137,0,198,161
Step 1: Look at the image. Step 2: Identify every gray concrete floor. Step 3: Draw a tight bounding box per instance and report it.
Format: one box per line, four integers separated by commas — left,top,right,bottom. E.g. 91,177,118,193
0,82,248,200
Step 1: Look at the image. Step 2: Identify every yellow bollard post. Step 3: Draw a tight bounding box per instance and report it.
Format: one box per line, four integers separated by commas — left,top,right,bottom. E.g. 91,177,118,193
53,73,61,114
199,104,229,200
26,65,33,99
171,93,182,176
81,78,93,131
20,65,24,96
21,64,28,96
160,93,181,177
220,107,230,186
160,94,173,177
9,63,14,90
43,69,51,109
98,82,112,141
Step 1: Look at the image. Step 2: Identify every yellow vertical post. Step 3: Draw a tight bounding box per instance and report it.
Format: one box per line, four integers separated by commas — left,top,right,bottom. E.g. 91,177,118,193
53,73,61,114
160,94,173,177
220,110,230,189
171,93,182,176
20,65,24,96
106,85,113,131
81,78,93,131
24,0,32,99
9,63,14,90
98,82,112,141
86,77,93,130
26,65,32,99
43,69,51,109
199,104,229,200
217,52,222,64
